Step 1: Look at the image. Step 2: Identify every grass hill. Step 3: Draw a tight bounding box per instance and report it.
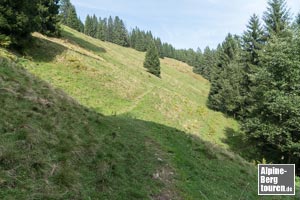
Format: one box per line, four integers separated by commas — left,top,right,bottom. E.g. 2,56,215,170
0,26,295,199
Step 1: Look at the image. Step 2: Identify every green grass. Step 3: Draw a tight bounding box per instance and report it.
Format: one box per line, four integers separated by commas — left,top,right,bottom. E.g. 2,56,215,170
22,27,238,147
0,26,297,199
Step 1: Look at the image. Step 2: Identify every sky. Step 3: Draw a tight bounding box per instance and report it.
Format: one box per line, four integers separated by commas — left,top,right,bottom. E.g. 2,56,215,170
72,0,300,50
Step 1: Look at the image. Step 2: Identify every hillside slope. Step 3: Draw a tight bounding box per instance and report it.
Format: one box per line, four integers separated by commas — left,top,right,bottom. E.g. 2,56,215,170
22,26,238,146
0,27,294,199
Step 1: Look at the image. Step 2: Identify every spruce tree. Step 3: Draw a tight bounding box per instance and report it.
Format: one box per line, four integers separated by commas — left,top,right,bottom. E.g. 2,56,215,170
113,16,129,46
197,46,214,80
59,0,72,25
242,14,265,66
240,14,265,118
263,0,290,37
106,16,114,42
243,31,300,165
91,14,98,38
129,28,137,48
207,34,244,116
143,42,161,77
84,15,92,36
67,5,80,31
36,0,60,36
59,0,81,32
0,0,36,46
154,38,164,58
296,13,300,26
0,0,59,47
135,29,146,51
78,17,84,33
97,18,107,41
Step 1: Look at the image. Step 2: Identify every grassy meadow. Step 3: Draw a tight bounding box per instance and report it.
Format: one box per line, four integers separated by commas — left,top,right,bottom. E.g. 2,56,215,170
0,26,296,199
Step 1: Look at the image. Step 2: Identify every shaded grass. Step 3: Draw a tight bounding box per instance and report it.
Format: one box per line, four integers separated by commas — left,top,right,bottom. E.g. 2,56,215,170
61,29,106,54
0,58,161,199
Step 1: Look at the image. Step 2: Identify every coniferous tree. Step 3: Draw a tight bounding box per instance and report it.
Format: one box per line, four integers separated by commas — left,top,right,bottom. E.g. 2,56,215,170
296,13,300,26
154,38,164,58
132,28,145,51
59,0,71,24
208,34,244,116
36,0,60,36
0,0,61,46
129,28,137,48
238,14,266,118
242,14,265,66
97,18,106,41
243,30,300,165
0,0,35,46
195,46,214,80
59,0,82,32
136,29,147,51
113,16,129,46
106,16,114,42
145,31,154,50
0,0,59,47
192,48,204,76
263,0,290,37
67,6,80,31
144,42,161,77
90,14,98,38
78,17,84,33
84,15,92,36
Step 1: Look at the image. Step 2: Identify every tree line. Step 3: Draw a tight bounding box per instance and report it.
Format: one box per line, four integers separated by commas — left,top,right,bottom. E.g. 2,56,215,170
195,0,300,169
81,13,203,66
0,0,203,70
58,3,203,66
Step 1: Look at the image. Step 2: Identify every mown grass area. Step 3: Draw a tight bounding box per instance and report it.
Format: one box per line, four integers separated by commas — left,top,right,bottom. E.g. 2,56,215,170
0,26,297,199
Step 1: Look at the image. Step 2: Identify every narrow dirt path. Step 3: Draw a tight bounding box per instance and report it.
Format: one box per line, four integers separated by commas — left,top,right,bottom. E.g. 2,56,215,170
118,86,155,114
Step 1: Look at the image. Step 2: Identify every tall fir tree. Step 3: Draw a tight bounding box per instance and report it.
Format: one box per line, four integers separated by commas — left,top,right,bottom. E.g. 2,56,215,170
113,16,129,46
263,0,290,37
0,0,59,47
35,0,60,36
97,18,107,41
195,46,214,80
243,30,300,165
84,15,92,36
154,38,164,58
78,17,84,33
144,42,161,77
208,34,244,116
0,0,35,47
106,16,114,42
240,14,265,118
59,0,81,32
59,0,72,25
90,14,98,38
242,14,265,66
296,13,300,26
67,5,80,31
